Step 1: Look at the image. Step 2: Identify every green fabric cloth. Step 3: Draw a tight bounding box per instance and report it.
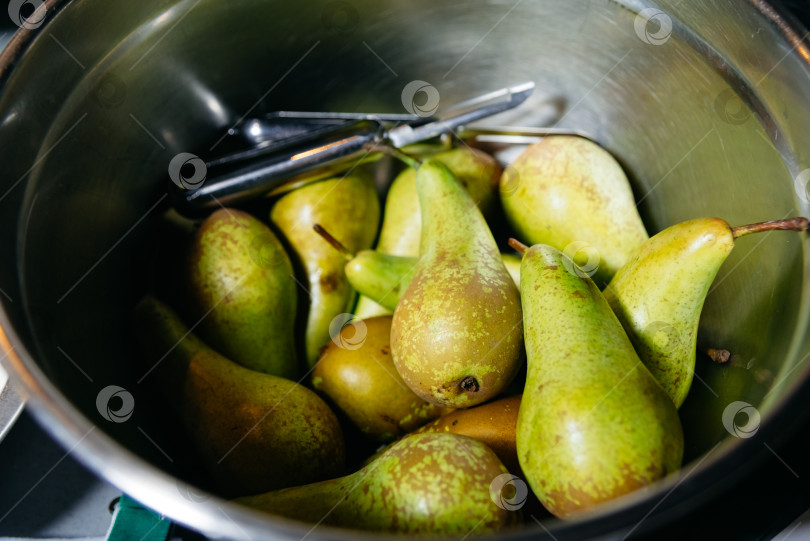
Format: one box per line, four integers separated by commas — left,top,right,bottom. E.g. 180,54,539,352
106,494,171,541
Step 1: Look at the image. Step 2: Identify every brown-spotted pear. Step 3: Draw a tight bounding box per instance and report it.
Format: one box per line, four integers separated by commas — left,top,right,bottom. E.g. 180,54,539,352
500,136,648,285
604,217,809,407
133,296,345,496
271,171,380,367
235,432,517,534
186,208,298,378
312,316,441,441
514,242,683,518
354,146,501,319
391,160,523,408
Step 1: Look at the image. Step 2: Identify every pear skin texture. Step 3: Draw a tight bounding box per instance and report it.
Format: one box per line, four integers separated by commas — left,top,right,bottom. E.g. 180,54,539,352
345,252,419,312
235,432,515,534
133,296,345,497
604,218,735,407
186,208,298,379
355,147,499,318
391,160,523,408
413,395,521,473
499,136,648,285
311,316,441,441
376,146,501,258
516,245,683,518
351,252,519,313
271,172,380,367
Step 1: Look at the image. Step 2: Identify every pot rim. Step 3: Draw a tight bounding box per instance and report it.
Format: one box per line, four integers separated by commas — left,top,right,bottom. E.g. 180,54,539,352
1,0,809,539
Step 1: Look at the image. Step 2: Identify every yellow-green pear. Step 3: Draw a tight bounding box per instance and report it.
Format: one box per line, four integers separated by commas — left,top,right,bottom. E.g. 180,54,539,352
352,146,501,319
347,251,520,311
501,252,522,288
312,316,442,441
376,146,501,259
133,296,345,496
391,160,523,408
235,432,516,534
604,217,809,407
413,395,522,473
313,223,412,317
186,208,298,378
500,136,648,285
513,241,683,518
352,296,392,319
271,171,380,367
345,252,419,312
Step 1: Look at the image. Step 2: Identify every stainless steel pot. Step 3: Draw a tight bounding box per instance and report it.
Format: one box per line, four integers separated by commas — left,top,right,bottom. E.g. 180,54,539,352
1,0,809,538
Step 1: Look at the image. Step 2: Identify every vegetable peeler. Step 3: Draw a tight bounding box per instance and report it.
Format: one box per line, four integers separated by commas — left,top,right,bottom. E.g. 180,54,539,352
170,81,585,215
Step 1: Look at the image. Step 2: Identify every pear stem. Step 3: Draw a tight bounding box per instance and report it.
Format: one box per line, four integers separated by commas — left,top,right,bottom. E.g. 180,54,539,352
731,217,809,239
313,224,354,259
508,238,529,255
366,143,422,169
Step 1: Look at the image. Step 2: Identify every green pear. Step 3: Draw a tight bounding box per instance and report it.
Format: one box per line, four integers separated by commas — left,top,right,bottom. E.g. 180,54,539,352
604,217,809,407
235,432,516,534
317,223,518,315
352,146,501,319
314,221,523,316
501,253,522,288
271,171,380,367
346,252,418,312
186,208,298,379
312,316,442,441
376,146,501,258
133,296,345,496
499,136,648,285
352,297,391,319
391,160,523,408
513,242,683,518
413,395,522,474
348,252,521,311
311,223,414,316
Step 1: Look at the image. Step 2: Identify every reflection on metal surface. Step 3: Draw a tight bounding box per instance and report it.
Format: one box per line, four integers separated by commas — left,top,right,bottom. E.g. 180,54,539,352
0,375,24,443
290,138,350,161
0,0,809,539
0,329,24,442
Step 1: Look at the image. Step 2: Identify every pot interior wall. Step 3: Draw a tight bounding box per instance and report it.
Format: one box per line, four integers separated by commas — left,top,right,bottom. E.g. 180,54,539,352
1,0,809,535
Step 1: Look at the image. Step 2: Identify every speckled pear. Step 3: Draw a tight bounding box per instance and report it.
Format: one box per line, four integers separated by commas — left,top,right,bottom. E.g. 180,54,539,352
346,252,419,312
391,160,523,408
413,395,522,473
312,316,441,441
500,136,648,285
604,217,809,407
271,171,380,367
353,146,501,319
235,432,516,534
349,252,520,312
376,146,502,259
185,208,298,378
133,296,345,497
514,243,683,518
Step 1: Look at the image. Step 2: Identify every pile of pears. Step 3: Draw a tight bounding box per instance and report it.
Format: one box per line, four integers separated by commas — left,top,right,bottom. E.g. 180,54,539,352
137,135,808,534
